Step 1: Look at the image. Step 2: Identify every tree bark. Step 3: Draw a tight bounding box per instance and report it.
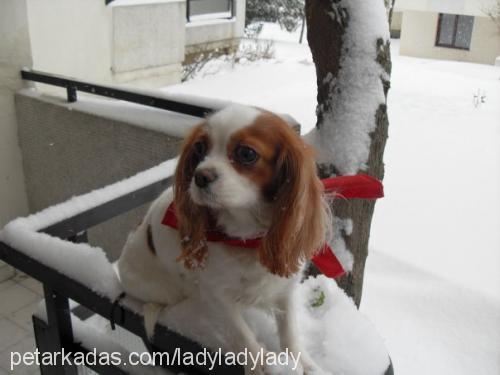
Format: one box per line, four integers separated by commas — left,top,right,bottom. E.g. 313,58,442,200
305,0,391,307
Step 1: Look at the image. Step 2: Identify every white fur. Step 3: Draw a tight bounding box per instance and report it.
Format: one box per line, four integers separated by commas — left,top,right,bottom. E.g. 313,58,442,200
117,105,324,374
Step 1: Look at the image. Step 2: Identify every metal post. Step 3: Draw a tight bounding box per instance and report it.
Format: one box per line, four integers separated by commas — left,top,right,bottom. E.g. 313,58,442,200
66,86,77,103
43,284,78,374
186,0,190,22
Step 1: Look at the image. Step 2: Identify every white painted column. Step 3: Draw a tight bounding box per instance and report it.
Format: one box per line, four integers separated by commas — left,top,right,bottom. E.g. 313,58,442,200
0,0,32,281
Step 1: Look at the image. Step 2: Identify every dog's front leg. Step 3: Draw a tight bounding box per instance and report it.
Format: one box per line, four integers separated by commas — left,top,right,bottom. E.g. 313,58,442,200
276,294,324,375
212,296,271,375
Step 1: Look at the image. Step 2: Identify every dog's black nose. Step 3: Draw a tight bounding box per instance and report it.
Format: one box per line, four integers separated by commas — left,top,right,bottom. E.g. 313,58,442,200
194,169,218,188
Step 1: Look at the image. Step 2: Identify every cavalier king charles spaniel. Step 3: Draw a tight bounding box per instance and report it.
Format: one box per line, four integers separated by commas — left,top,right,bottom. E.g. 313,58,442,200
118,105,331,374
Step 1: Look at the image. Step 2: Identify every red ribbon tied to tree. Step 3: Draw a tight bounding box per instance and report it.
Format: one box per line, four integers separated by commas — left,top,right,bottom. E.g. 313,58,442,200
162,174,384,279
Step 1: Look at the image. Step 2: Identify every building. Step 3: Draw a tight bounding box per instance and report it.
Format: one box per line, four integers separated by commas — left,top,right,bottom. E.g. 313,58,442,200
391,0,500,65
16,0,246,88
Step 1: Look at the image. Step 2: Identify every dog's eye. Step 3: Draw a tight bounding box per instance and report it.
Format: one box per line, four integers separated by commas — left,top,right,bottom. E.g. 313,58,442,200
194,141,207,157
234,145,259,165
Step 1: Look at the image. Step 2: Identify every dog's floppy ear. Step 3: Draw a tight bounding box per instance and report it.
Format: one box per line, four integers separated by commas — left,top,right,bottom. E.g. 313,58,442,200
174,123,209,269
259,126,330,277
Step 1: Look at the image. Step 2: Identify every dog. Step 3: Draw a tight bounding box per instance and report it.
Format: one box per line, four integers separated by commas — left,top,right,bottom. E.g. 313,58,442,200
117,104,332,374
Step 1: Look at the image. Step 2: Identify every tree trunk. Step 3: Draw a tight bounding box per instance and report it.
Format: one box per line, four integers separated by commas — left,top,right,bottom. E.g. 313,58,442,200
304,0,391,307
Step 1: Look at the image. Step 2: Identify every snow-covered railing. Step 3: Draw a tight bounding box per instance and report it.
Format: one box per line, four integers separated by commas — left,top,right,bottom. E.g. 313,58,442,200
0,158,242,374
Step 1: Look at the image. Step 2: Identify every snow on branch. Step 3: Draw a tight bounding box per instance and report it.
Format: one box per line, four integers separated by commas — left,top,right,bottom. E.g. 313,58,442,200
305,0,390,175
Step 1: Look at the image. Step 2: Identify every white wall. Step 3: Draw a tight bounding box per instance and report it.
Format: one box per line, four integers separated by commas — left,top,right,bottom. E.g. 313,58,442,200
395,0,497,17
0,0,32,280
400,10,500,65
0,0,31,227
26,0,187,87
111,0,185,86
26,0,113,83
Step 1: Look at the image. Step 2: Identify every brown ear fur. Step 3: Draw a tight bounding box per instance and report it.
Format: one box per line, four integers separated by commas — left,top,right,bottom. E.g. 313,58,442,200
174,123,209,269
259,125,329,277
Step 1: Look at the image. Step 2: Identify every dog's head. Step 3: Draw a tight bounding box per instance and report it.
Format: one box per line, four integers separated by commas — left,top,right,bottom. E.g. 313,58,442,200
174,105,331,277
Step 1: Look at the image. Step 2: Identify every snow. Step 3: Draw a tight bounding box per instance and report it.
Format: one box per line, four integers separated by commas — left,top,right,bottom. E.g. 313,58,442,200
0,158,178,299
304,0,390,175
146,275,390,375
33,278,389,374
162,26,500,375
328,217,354,271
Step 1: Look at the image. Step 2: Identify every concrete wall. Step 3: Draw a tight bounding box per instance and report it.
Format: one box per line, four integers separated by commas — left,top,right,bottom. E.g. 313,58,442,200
26,0,113,84
0,0,32,280
111,0,186,86
0,1,31,226
26,0,186,88
15,91,200,260
400,10,500,65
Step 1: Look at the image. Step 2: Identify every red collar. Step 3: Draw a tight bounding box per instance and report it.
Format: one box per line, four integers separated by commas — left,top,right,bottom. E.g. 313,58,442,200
161,174,383,279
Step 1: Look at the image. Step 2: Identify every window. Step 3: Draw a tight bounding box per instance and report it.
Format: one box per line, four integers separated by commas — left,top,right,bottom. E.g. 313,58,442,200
187,0,234,22
436,13,474,50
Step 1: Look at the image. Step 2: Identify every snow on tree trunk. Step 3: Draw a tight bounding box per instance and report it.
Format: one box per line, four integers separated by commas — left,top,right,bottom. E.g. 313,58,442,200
304,0,391,307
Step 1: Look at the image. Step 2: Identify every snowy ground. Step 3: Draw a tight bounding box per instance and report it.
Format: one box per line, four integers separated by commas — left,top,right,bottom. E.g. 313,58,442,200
163,23,500,375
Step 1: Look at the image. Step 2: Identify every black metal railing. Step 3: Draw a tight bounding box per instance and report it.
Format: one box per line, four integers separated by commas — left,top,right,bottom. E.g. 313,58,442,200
21,69,214,118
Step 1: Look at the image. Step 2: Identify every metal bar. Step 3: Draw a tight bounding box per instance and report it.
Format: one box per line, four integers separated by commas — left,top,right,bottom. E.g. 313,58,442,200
43,284,78,375
186,0,191,22
33,316,59,375
34,316,129,375
68,231,88,244
230,0,235,18
21,70,214,118
42,176,173,239
66,86,77,103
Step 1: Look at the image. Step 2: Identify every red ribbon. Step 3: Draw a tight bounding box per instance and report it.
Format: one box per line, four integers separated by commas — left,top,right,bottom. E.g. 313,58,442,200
162,174,383,279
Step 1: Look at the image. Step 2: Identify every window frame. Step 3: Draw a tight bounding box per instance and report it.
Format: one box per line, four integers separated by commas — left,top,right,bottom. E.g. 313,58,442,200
435,13,474,51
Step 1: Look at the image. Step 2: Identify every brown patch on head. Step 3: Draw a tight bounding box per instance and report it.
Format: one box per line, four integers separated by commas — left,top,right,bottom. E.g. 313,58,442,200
174,122,211,269
229,112,329,277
